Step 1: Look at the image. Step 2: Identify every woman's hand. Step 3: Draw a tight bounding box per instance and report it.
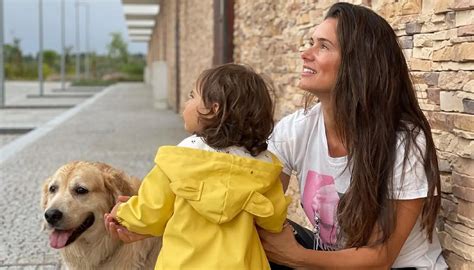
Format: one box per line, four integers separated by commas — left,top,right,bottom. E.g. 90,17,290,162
258,223,305,268
104,195,152,243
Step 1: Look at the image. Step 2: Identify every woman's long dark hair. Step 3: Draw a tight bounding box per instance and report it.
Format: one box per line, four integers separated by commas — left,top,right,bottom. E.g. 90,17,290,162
318,3,440,248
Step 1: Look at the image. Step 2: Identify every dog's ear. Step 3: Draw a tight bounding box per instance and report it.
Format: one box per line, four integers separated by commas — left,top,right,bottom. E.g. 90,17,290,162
40,177,52,210
95,163,135,205
40,177,52,231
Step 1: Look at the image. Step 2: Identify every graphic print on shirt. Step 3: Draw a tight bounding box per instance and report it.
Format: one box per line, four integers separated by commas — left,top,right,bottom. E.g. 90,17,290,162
302,170,339,250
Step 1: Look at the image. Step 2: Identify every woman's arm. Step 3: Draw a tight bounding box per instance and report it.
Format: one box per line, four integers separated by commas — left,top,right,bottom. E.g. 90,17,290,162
260,198,424,269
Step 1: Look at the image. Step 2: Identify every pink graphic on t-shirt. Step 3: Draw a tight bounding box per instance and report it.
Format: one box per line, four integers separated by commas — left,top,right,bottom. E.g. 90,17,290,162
302,170,339,246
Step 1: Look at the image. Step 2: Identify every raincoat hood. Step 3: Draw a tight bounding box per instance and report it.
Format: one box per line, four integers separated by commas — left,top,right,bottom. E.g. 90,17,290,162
156,146,283,224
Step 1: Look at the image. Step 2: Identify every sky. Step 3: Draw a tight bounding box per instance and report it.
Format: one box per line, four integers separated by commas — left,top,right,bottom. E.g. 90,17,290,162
3,0,148,56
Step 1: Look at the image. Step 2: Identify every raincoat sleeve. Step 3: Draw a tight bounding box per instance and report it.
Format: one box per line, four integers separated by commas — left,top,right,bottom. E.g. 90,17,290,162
116,165,175,236
255,180,291,233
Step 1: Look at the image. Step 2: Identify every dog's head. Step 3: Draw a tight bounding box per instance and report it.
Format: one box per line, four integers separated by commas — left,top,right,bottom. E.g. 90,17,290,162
41,161,136,249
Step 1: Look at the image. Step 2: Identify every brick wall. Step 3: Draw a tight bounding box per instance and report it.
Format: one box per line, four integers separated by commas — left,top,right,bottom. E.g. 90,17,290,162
233,0,473,268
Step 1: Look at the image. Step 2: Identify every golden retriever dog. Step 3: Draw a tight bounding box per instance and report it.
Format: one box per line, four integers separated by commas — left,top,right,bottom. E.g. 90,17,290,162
41,161,161,270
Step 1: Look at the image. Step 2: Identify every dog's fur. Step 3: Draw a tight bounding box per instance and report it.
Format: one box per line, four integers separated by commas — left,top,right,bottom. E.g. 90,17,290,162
41,161,161,270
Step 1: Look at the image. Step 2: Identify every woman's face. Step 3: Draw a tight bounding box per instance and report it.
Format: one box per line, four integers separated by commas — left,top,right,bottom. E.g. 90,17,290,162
298,18,341,97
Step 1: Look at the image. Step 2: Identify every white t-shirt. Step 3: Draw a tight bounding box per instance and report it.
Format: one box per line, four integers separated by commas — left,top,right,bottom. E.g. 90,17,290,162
268,103,447,269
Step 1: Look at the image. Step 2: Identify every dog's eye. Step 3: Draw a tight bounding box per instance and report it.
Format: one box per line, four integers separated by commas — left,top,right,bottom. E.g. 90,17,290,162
75,187,89,195
49,185,57,193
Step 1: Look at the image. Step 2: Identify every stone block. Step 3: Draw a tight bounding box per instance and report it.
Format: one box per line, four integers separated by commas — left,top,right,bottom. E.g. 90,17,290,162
444,222,474,246
453,156,474,175
439,71,471,90
433,46,454,61
432,61,474,71
403,48,413,59
458,199,474,224
464,80,474,93
456,10,474,27
421,21,449,33
453,171,474,188
433,40,452,50
453,43,474,61
453,128,474,140
457,24,474,36
441,199,457,223
440,91,464,111
409,58,432,71
401,0,422,15
441,174,453,193
451,36,474,44
445,252,474,270
446,11,457,28
434,0,455,13
427,88,441,104
413,33,434,47
419,103,439,111
431,13,446,23
406,21,423,34
399,36,414,49
425,72,440,86
427,111,455,131
453,0,474,11
454,113,474,132
413,47,433,59
422,0,437,13
417,91,428,99
456,136,474,158
463,98,474,114
453,185,474,202
297,13,310,25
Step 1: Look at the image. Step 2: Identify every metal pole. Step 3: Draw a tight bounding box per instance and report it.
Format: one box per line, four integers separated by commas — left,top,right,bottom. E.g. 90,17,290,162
75,0,80,81
60,0,66,90
0,0,4,107
84,3,89,79
38,0,44,96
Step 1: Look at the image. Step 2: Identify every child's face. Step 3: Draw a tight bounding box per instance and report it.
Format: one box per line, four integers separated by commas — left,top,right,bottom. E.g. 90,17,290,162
182,88,211,134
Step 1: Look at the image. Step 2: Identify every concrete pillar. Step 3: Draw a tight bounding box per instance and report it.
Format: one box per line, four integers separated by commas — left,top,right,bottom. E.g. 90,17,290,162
144,65,151,86
151,61,168,109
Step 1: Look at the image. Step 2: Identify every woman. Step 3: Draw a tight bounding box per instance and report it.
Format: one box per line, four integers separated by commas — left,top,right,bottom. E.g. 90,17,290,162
105,2,447,269
262,2,446,269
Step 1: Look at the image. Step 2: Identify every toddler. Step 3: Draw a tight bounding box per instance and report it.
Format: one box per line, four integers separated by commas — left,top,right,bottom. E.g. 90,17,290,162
108,63,290,270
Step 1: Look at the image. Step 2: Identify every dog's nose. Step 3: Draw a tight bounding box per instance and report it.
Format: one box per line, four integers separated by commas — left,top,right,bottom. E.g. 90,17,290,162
45,209,63,225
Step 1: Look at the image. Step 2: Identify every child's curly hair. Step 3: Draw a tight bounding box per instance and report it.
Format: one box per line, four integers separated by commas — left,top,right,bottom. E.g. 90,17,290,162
195,63,275,157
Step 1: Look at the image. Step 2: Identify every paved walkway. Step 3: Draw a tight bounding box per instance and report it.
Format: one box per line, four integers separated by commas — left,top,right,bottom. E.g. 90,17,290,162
0,83,187,269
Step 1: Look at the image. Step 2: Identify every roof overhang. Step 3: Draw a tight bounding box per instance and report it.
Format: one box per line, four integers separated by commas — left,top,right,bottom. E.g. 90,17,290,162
121,0,160,43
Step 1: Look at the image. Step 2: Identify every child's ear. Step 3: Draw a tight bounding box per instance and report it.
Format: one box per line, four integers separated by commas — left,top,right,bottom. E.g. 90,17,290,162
212,103,220,114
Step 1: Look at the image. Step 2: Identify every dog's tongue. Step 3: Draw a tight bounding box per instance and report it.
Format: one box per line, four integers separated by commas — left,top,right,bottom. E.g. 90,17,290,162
49,230,73,249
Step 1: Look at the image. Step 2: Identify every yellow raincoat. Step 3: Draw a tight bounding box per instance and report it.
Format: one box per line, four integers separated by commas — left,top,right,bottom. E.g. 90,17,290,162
117,146,290,270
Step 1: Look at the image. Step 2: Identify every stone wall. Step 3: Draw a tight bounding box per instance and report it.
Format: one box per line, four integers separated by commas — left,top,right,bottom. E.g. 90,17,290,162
233,0,474,269
178,0,214,112
147,0,214,112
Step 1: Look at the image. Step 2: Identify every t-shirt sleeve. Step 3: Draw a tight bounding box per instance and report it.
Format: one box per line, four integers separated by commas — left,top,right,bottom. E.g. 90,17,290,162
268,115,296,176
391,131,430,200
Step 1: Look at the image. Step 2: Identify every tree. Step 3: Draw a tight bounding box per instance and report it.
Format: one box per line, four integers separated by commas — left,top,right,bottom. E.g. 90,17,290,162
4,37,22,66
106,32,128,64
42,50,59,70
